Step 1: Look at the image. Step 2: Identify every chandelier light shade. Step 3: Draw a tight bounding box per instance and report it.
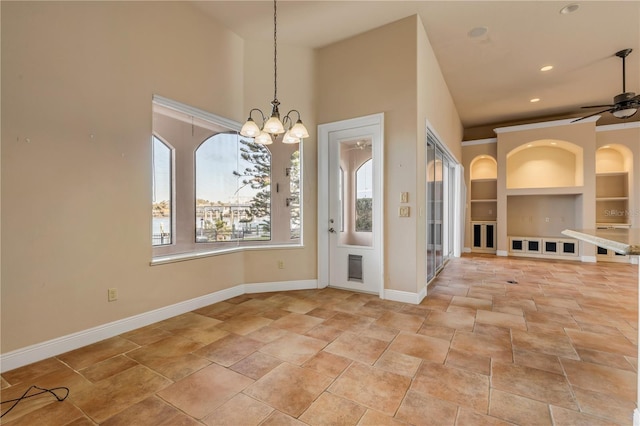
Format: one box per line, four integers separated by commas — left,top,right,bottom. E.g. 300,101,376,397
240,0,309,145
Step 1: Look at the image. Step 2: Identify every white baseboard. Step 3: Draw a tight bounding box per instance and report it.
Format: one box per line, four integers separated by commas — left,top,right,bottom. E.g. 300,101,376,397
496,250,508,257
634,408,639,426
244,279,317,293
581,255,597,263
418,286,427,304
462,247,471,253
384,289,422,305
1,279,318,373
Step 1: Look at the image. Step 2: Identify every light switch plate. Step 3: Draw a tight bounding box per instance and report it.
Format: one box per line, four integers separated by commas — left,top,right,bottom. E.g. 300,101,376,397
400,192,409,203
399,206,410,217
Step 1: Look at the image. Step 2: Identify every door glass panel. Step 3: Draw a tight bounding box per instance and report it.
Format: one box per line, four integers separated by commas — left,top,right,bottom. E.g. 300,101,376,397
339,139,372,247
426,139,436,281
355,159,373,232
435,148,444,270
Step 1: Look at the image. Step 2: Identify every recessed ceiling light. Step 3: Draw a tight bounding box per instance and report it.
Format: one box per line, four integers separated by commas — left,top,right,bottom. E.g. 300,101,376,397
560,4,579,14
530,98,541,103
527,144,533,148
602,145,610,149
550,142,558,145
540,65,554,72
468,26,488,38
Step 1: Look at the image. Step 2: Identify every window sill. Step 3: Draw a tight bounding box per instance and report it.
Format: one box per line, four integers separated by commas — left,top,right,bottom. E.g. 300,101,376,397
150,244,304,266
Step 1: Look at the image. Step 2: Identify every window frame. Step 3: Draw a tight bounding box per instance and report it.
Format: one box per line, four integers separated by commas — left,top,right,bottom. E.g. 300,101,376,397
152,135,174,246
151,95,303,265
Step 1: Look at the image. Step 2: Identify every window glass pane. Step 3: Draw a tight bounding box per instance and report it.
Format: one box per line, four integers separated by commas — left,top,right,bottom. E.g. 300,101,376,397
152,136,171,246
339,167,344,232
355,159,373,232
289,150,301,239
195,134,271,243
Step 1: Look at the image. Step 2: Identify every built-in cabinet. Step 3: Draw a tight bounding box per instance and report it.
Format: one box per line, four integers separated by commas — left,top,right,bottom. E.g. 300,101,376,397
594,146,632,263
472,221,496,252
463,119,639,263
470,157,497,254
508,236,579,259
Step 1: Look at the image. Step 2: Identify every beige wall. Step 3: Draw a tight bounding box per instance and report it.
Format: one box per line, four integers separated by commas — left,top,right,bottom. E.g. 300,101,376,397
416,16,463,293
1,4,464,355
316,15,463,295
242,39,318,284
316,16,419,293
1,2,316,353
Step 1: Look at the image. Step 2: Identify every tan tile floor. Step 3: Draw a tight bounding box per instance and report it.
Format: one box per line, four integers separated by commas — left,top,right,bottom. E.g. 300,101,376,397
1,254,638,425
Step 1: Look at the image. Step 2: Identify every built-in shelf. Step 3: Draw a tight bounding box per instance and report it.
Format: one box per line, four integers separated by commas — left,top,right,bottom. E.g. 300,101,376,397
595,171,629,227
470,177,497,222
506,186,584,196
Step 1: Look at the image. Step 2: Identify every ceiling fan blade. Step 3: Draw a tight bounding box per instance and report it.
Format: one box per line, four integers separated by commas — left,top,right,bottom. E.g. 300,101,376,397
581,104,614,109
571,107,614,123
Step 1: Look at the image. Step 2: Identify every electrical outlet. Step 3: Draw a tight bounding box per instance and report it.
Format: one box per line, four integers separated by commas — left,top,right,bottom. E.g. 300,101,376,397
277,260,285,269
108,288,118,302
400,192,409,203
399,206,410,217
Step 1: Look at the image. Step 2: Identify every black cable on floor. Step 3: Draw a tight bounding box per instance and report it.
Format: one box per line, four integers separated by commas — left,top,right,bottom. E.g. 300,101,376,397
1,385,69,418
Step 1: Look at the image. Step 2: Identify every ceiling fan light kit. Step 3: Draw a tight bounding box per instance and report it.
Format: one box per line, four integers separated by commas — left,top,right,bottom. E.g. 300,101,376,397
573,48,639,122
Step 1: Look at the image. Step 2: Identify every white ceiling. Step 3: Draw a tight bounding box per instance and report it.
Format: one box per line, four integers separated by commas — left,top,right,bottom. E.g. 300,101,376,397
193,1,640,130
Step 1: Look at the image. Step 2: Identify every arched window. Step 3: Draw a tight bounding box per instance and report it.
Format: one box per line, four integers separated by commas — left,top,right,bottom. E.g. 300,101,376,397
152,136,172,246
151,96,300,262
195,134,271,243
355,159,373,232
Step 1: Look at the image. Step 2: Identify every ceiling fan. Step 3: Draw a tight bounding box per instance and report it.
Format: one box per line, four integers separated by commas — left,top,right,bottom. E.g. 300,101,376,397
573,48,640,122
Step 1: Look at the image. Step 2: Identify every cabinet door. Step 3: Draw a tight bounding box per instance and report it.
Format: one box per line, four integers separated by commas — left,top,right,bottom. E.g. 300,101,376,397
473,224,483,248
544,240,558,254
561,241,576,255
510,238,524,252
485,224,495,249
527,239,541,253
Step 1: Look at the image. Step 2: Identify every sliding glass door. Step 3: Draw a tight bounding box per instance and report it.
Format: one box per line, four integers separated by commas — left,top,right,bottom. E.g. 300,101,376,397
426,130,458,283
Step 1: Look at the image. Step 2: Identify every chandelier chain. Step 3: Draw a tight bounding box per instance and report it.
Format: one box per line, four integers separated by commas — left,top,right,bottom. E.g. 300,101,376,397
273,0,278,102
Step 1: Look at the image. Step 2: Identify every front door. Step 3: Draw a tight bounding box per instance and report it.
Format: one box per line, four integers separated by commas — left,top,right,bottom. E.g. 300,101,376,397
318,114,384,296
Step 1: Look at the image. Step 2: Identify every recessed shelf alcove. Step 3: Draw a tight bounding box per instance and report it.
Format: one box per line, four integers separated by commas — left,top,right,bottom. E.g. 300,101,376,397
506,140,583,190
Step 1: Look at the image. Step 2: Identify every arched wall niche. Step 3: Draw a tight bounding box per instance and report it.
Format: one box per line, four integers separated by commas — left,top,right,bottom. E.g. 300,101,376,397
506,139,583,189
470,155,497,180
596,144,633,173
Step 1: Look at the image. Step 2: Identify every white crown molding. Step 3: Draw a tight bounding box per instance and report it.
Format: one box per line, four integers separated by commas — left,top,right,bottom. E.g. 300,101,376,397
461,138,497,147
494,116,600,134
595,121,640,132
1,279,317,373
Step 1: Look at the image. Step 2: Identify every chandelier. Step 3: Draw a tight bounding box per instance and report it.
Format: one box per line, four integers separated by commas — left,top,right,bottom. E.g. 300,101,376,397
240,0,309,145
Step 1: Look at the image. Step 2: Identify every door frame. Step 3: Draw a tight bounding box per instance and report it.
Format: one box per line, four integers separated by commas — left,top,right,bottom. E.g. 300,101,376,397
318,113,384,298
